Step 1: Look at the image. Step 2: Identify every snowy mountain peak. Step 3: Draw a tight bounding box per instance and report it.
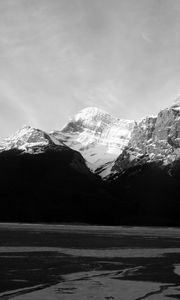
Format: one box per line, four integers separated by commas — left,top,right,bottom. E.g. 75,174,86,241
62,106,133,133
53,107,135,177
0,126,63,153
4,126,42,145
61,107,112,133
73,106,110,121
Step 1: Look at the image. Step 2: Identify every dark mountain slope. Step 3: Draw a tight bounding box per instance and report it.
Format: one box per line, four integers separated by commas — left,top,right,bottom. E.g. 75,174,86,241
108,162,180,226
0,148,112,224
1,147,180,225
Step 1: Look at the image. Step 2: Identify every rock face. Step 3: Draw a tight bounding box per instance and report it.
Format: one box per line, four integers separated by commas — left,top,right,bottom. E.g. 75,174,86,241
0,125,65,153
113,102,180,175
52,107,135,177
0,125,92,175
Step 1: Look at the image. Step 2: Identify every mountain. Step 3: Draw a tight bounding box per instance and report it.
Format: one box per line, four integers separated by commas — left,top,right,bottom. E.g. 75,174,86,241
0,125,65,153
1,102,180,225
0,126,115,223
52,107,135,177
52,104,180,178
103,101,180,225
52,102,180,226
112,101,180,175
0,125,97,176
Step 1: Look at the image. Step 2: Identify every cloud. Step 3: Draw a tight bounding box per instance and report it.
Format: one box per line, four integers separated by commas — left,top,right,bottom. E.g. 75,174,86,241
84,82,125,114
0,80,38,126
141,33,152,43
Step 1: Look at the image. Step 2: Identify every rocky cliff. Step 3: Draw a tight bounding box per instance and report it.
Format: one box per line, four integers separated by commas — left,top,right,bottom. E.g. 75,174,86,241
113,101,180,175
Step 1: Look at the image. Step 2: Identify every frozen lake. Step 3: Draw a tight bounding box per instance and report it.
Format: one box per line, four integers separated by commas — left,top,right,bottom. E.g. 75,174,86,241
1,224,180,299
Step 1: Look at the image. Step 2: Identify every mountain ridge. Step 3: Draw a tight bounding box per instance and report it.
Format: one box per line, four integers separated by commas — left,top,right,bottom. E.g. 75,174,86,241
1,101,180,179
1,102,180,225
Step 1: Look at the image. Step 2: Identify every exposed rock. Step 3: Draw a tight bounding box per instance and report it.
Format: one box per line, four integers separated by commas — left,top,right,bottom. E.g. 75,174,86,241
0,126,65,153
112,103,180,176
0,126,91,175
52,107,135,177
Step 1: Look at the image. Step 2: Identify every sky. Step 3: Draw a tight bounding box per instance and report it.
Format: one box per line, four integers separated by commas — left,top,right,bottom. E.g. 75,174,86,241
1,0,180,137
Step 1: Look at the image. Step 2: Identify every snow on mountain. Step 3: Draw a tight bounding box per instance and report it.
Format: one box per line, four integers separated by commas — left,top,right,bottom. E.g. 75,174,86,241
0,125,93,176
112,101,180,175
52,107,135,177
0,125,64,154
2,101,180,180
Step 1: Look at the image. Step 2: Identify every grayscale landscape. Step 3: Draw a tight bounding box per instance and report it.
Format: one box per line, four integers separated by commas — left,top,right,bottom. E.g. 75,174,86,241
1,0,180,299
1,224,180,299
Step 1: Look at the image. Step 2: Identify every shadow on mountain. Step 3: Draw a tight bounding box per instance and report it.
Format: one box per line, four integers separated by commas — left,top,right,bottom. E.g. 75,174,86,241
108,162,180,226
0,149,180,226
0,148,115,224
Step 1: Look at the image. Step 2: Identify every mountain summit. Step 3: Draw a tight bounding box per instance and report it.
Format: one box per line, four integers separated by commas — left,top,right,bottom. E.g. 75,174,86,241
0,125,64,153
1,103,180,225
53,107,135,177
61,107,116,133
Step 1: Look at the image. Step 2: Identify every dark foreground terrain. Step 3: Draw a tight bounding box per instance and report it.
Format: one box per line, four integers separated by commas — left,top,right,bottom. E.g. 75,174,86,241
1,224,180,299
1,149,180,226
